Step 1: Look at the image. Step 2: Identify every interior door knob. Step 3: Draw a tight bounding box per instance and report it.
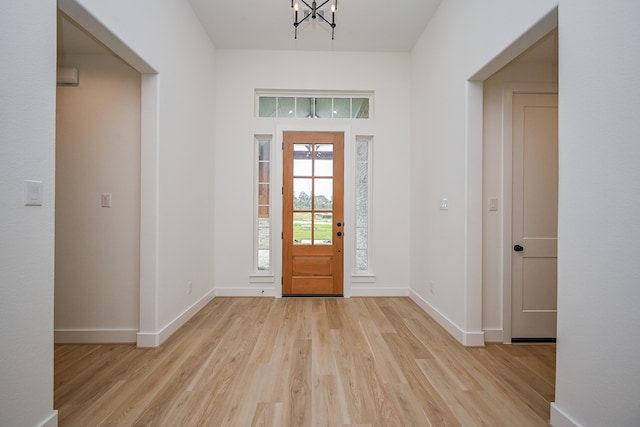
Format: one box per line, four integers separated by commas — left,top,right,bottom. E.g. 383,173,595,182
337,231,342,237
514,244,524,252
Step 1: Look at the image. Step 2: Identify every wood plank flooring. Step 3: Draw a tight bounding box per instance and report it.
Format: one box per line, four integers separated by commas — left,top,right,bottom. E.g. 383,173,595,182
54,297,555,426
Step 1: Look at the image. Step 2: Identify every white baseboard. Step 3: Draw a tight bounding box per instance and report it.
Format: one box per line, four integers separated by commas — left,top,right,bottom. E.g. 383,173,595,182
137,290,215,348
483,328,504,343
461,331,484,346
37,410,58,427
550,403,581,427
54,328,137,344
409,290,485,347
215,286,278,297
136,331,160,348
215,285,409,298
350,286,410,297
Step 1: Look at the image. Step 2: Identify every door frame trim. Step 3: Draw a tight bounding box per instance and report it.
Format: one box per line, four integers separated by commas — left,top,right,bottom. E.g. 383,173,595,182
501,83,558,343
275,124,353,298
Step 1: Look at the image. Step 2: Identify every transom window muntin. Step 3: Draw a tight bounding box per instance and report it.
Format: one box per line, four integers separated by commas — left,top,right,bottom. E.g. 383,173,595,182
256,91,372,119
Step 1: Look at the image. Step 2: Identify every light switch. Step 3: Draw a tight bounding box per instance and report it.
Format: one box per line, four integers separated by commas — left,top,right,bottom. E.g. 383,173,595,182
24,180,43,206
488,197,498,211
439,198,448,210
101,193,112,208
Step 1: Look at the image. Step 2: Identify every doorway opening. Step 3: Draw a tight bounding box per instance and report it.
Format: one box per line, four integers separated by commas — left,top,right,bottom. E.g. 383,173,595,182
56,2,159,346
55,12,141,343
480,28,559,343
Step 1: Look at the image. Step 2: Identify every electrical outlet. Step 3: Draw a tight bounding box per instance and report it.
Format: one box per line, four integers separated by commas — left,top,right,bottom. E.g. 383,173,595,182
187,281,193,295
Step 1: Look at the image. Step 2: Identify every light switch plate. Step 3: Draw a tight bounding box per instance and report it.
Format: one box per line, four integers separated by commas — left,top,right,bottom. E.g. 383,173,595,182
439,198,448,210
488,197,498,211
101,193,112,208
24,180,43,206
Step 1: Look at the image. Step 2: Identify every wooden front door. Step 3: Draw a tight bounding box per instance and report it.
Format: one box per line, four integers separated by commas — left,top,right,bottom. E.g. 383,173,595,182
283,131,344,296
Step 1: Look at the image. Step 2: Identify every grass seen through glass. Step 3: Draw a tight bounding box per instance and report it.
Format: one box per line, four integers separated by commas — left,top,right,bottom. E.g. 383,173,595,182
293,212,332,243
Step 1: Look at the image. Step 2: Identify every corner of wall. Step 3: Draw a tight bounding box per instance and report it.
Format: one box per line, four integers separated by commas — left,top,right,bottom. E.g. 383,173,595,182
550,403,581,427
137,290,215,348
409,290,485,347
483,328,504,343
37,411,58,427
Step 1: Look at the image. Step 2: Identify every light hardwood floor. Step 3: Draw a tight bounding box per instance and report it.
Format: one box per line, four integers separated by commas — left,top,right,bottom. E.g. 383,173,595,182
55,297,555,426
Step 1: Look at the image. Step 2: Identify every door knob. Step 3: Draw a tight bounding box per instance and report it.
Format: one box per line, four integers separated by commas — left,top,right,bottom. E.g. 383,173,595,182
513,244,524,252
337,232,342,237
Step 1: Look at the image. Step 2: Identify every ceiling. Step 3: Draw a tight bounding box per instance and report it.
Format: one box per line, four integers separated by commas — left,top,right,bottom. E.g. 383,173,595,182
187,0,443,52
58,0,443,56
58,1,557,63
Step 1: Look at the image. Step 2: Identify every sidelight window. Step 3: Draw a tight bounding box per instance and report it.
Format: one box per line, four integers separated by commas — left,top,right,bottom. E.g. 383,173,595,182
255,135,272,273
355,136,372,273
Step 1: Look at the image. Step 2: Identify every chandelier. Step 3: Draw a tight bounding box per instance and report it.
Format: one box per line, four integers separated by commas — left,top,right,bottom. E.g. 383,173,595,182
291,0,337,40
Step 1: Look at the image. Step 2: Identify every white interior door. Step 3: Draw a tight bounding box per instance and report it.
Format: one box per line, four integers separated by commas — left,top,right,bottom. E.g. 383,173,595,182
512,92,558,339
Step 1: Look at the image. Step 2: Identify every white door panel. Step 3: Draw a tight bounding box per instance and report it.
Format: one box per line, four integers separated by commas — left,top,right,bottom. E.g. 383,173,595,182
512,93,558,339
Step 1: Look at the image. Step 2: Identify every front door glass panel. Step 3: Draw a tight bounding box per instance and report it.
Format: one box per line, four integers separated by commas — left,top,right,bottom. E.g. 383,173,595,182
314,212,333,245
293,178,312,210
315,144,333,176
292,143,335,246
293,144,312,176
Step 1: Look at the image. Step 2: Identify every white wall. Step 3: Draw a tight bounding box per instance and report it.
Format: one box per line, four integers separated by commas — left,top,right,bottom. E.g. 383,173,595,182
55,53,141,343
59,0,217,346
409,0,558,344
552,1,640,426
482,43,558,341
0,1,58,426
214,50,411,296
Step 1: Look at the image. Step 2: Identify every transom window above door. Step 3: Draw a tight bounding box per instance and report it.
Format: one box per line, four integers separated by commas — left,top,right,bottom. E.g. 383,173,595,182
255,90,373,119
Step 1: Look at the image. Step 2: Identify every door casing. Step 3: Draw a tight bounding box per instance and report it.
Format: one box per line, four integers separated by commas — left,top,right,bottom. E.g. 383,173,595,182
273,124,353,298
